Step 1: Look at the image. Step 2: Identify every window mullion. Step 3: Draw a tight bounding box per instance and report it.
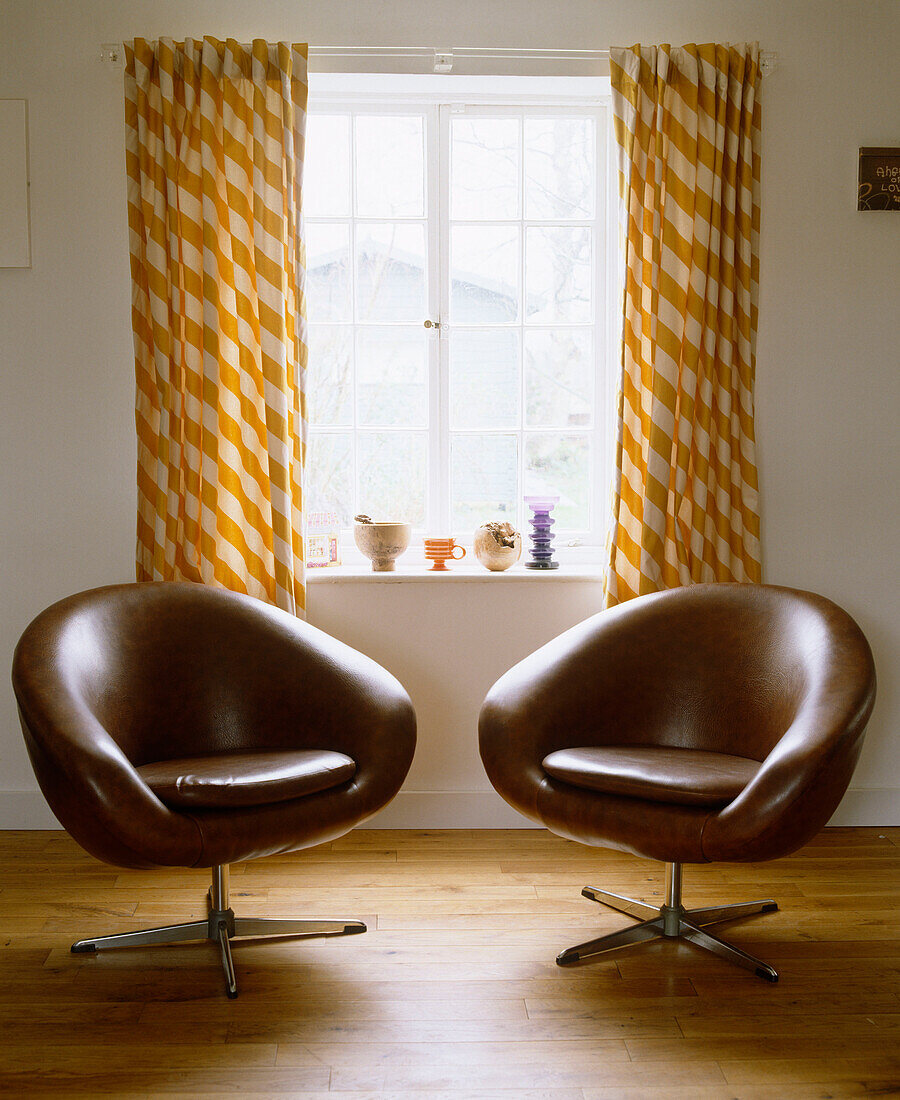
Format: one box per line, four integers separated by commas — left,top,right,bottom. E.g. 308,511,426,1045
518,108,527,537
349,114,360,517
434,103,451,535
597,103,614,549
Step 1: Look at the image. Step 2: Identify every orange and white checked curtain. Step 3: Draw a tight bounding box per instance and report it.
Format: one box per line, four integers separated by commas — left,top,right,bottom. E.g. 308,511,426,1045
604,43,763,607
125,38,308,614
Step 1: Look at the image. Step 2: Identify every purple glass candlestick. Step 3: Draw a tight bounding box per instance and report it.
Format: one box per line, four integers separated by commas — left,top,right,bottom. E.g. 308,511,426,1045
524,495,560,570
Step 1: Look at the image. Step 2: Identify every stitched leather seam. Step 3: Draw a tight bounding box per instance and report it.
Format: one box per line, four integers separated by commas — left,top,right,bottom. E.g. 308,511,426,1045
185,812,206,868
698,809,716,861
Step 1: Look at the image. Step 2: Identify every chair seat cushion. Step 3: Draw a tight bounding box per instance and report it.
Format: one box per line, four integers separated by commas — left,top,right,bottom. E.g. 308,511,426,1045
541,746,760,809
137,749,357,809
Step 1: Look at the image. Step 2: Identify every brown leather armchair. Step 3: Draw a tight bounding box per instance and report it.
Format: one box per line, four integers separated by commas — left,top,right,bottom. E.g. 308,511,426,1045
479,583,876,982
12,581,416,997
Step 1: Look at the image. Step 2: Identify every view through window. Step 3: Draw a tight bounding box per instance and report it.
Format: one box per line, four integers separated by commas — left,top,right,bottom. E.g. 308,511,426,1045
304,78,613,544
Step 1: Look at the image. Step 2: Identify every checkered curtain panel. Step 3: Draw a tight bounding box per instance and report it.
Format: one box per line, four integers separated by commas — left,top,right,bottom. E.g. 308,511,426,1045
604,44,763,607
125,38,308,614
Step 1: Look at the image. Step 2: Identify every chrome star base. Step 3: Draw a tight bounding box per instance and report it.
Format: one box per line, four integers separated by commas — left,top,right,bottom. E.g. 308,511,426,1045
71,864,365,998
556,861,779,982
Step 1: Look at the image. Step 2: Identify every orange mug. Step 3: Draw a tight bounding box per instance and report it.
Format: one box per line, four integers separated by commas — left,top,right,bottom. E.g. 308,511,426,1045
423,538,466,571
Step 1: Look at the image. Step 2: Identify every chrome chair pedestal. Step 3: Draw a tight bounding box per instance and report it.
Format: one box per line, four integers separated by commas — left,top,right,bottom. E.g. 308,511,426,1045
556,862,779,982
70,864,366,998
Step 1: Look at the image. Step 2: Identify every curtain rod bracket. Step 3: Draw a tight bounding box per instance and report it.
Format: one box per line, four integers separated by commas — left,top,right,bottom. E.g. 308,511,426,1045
433,51,453,74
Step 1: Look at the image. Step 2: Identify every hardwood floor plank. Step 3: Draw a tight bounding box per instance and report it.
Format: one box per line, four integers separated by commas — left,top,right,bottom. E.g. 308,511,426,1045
527,990,900,1018
326,1058,726,1091
676,1011,900,1038
718,1055,900,1086
186,1092,585,1100
0,1067,331,1094
583,1088,887,1099
0,1019,231,1045
225,1014,683,1044
0,1043,277,1071
273,1038,631,1066
626,1034,900,1062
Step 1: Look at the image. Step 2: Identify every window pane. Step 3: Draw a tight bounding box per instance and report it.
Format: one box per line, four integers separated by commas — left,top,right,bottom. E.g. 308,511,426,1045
358,431,427,527
451,117,520,220
357,223,426,321
525,226,592,323
357,327,427,427
307,432,354,527
451,225,519,323
525,117,594,220
524,433,590,530
308,326,353,426
355,115,425,218
525,330,593,428
450,329,519,429
307,223,351,321
451,433,518,531
305,114,351,217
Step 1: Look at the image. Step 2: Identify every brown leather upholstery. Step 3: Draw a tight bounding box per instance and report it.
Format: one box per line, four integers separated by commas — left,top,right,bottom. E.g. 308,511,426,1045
12,582,417,869
136,749,357,809
542,747,760,808
480,584,876,864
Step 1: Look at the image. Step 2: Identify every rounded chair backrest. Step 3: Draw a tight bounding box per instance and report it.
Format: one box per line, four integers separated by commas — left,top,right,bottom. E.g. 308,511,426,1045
482,582,875,764
584,582,872,760
13,581,388,766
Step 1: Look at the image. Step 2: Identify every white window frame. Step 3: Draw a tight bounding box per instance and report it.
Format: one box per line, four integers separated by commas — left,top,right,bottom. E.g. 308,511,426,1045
306,74,617,558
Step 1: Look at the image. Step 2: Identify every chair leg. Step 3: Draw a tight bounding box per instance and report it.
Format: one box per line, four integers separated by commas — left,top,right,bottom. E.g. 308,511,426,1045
685,899,778,927
71,919,210,953
215,919,239,999
581,886,660,921
679,917,779,983
232,917,366,938
557,862,780,982
70,864,367,998
557,915,663,966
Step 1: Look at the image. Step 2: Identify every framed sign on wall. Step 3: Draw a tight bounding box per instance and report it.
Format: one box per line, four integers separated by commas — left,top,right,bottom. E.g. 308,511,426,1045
858,147,900,211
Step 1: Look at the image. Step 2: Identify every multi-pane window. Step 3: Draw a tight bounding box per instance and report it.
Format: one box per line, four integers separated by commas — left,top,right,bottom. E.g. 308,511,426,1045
304,83,610,543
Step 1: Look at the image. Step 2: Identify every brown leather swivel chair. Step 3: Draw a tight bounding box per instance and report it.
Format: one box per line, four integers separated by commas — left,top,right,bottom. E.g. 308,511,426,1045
479,583,876,982
12,581,416,997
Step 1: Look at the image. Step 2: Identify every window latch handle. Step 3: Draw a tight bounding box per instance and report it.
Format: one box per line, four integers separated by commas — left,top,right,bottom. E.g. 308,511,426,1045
423,319,441,330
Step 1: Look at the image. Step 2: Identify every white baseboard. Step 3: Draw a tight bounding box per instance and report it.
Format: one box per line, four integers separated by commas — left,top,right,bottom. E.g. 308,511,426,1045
0,789,531,831
362,791,534,828
826,787,899,827
366,788,900,829
1,787,897,832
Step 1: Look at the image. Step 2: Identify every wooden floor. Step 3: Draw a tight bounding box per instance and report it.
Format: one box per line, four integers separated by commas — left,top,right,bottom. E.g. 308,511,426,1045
0,827,898,1098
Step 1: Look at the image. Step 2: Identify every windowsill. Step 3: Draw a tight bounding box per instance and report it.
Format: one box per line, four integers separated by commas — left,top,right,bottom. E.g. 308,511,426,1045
307,559,603,582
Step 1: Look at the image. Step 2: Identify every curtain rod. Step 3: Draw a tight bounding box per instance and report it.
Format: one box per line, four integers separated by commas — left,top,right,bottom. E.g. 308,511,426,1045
310,47,610,60
308,45,777,72
99,43,777,75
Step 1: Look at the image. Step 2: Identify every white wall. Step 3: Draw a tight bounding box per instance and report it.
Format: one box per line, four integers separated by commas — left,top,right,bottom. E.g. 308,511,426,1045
308,573,607,827
1,1,897,828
